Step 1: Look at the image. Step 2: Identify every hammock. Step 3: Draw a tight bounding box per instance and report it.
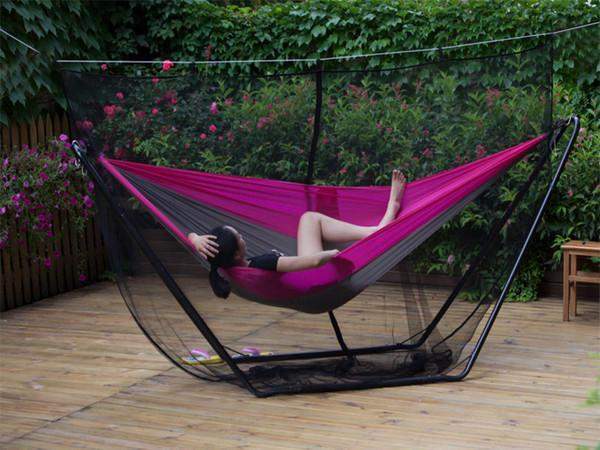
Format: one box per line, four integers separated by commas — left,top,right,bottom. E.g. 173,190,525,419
61,41,580,397
99,135,546,313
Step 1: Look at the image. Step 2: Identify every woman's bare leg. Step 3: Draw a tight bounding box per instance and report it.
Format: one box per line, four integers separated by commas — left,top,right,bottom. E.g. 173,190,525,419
297,170,406,256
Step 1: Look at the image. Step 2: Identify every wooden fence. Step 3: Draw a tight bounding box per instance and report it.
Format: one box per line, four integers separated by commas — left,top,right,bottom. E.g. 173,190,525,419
1,112,70,152
1,112,106,312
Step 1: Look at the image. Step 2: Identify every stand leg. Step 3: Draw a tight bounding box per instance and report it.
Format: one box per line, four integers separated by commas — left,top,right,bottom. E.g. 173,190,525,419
328,311,352,358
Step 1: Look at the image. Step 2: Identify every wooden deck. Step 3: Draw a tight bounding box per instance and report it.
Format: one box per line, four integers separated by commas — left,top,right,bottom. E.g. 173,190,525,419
1,279,598,449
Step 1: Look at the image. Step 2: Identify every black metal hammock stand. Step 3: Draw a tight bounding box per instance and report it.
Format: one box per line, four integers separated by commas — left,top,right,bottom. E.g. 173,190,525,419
61,40,580,396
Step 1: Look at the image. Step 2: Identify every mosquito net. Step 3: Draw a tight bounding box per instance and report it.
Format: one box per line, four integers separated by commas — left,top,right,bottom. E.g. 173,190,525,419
61,40,573,396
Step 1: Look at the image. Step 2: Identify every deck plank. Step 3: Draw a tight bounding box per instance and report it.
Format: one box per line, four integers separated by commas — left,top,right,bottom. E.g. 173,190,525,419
1,279,598,448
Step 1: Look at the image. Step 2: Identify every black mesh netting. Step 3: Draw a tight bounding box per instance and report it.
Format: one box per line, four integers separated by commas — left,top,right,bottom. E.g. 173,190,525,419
61,41,575,396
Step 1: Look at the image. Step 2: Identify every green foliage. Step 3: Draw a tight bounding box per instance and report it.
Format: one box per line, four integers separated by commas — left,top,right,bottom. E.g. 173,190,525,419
121,0,599,90
546,88,600,267
0,0,110,124
577,352,600,450
3,0,598,126
506,250,546,301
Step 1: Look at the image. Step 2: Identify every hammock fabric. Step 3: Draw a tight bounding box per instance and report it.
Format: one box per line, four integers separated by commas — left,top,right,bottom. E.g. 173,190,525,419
99,134,545,313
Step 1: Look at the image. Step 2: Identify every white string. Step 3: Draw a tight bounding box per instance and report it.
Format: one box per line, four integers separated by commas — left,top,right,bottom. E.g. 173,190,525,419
2,21,597,65
0,27,40,54
322,20,600,61
56,21,599,65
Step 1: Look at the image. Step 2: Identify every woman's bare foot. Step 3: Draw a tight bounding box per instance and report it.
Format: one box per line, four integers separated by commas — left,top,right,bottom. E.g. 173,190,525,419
377,169,406,228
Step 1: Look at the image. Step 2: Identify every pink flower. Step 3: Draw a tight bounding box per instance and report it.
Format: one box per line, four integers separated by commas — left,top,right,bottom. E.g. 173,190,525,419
103,104,117,119
476,144,486,158
82,120,93,131
199,133,207,140
257,117,270,129
567,188,574,198
152,77,159,85
386,127,393,134
224,98,233,106
79,274,87,283
242,94,250,102
423,128,430,137
162,59,174,71
184,143,191,150
116,92,125,100
208,124,217,133
447,254,455,264
218,135,223,141
0,206,6,215
83,195,94,209
486,88,501,107
44,258,52,269
101,64,108,71
339,167,348,175
322,136,329,145
376,122,382,130
151,108,159,115
422,148,433,159
226,131,234,142
59,134,69,142
39,172,49,182
209,102,219,115
135,111,146,119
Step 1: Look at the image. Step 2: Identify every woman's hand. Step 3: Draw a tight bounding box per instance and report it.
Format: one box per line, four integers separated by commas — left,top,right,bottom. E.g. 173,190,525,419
188,233,219,259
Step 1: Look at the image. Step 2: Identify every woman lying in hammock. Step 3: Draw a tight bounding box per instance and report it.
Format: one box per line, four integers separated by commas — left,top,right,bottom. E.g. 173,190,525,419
188,170,406,298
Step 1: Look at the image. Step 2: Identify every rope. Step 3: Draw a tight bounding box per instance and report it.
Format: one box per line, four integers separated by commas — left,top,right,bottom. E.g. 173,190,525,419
0,27,40,54
2,21,598,65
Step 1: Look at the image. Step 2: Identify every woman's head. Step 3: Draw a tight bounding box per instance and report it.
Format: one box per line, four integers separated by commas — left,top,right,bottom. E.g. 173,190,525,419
207,225,246,298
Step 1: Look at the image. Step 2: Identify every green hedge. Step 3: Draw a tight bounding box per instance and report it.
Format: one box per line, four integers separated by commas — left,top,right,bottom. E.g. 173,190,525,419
3,0,598,124
0,0,110,124
121,0,598,88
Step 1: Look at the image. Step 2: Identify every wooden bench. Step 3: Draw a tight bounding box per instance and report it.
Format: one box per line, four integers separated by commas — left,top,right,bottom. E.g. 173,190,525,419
561,240,600,321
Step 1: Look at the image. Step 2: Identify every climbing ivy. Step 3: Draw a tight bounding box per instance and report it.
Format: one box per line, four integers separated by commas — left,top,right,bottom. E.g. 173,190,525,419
0,0,109,124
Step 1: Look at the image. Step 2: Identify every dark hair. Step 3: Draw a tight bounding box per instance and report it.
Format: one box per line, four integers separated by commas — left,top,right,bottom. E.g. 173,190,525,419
207,226,239,299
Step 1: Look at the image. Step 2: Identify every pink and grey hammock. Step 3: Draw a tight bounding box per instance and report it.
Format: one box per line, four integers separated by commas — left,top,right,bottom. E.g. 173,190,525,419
62,42,580,397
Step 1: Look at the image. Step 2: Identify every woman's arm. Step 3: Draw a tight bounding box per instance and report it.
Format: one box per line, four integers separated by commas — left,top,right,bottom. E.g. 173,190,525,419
276,249,339,272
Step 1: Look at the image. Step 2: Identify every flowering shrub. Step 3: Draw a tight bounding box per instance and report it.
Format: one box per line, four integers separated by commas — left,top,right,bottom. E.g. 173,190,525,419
0,135,94,277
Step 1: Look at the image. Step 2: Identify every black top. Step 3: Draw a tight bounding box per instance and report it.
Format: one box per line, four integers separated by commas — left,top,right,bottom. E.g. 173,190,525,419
247,250,283,271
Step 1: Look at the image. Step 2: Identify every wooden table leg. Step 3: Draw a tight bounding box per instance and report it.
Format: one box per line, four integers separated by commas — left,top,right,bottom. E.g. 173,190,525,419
570,253,578,316
563,250,570,321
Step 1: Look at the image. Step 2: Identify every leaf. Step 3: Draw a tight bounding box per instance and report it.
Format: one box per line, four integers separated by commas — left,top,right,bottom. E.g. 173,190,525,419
311,25,326,37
